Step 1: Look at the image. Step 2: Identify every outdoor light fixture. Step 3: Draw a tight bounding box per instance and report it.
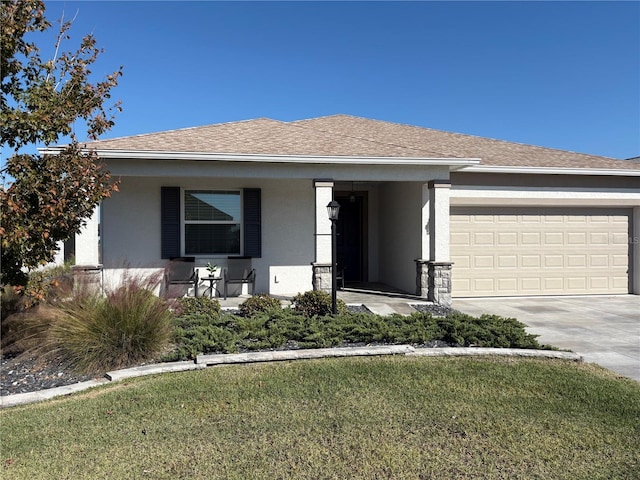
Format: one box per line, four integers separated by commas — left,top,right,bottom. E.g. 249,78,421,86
327,200,341,314
327,200,340,221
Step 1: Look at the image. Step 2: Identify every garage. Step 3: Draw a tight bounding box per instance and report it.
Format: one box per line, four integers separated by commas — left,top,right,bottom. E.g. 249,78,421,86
450,207,631,297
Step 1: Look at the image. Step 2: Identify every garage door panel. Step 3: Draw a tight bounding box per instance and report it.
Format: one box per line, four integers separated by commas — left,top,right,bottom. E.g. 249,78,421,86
612,255,628,267
589,255,609,267
498,255,517,268
544,255,564,268
612,233,629,245
498,232,517,245
451,207,630,297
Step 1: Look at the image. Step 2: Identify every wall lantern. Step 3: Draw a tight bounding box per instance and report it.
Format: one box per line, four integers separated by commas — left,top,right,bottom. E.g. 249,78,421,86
327,200,341,221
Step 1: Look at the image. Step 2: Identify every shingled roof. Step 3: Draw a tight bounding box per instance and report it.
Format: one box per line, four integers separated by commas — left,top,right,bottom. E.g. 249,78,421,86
86,114,640,172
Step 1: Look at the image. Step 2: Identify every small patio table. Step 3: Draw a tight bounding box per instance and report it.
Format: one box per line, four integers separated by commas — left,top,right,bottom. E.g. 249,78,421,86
201,276,222,298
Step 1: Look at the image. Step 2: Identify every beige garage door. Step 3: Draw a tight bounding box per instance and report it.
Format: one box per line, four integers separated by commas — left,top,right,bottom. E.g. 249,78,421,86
450,207,630,297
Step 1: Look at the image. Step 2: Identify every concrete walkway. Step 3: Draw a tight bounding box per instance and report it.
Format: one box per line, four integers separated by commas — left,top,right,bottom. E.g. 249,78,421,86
453,295,640,382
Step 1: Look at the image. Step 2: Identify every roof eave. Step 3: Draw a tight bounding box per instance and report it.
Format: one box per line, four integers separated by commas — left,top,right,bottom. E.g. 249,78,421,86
463,165,640,177
39,147,481,168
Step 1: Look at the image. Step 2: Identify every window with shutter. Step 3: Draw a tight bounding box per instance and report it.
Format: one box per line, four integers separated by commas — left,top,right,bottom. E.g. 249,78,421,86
161,188,261,257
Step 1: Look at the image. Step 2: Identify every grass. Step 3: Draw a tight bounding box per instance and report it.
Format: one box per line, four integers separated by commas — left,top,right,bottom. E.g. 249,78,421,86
2,356,639,479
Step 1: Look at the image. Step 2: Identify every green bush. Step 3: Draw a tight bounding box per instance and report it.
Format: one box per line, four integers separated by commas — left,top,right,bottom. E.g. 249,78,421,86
291,290,348,317
174,296,221,318
433,312,541,348
239,294,282,317
163,307,544,361
166,319,238,361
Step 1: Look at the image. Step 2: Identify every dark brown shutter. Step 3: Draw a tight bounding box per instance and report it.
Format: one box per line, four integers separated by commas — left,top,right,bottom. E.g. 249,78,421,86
243,188,261,258
161,187,181,259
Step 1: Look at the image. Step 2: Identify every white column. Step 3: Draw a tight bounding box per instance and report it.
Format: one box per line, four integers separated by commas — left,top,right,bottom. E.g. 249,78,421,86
314,180,334,264
421,183,431,261
429,180,451,262
75,206,101,265
633,207,640,295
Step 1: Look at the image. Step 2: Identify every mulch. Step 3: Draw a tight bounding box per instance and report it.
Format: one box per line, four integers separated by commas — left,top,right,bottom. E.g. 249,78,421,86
1,355,101,397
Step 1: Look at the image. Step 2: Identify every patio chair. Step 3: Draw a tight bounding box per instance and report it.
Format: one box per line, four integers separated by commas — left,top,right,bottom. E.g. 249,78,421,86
166,257,199,297
223,256,256,299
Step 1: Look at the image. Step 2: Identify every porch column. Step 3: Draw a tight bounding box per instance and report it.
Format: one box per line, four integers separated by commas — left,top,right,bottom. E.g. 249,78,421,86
633,207,640,295
312,179,334,293
75,206,101,265
415,180,452,306
73,206,103,295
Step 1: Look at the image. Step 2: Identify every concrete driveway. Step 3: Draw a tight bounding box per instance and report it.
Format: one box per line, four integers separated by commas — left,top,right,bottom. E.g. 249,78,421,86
453,295,640,382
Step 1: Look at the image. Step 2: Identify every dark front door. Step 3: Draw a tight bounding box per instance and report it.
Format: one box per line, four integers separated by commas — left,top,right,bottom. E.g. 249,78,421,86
336,193,366,283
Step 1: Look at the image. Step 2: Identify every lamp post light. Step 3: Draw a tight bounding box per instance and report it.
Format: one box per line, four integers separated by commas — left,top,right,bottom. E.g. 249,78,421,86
327,200,341,315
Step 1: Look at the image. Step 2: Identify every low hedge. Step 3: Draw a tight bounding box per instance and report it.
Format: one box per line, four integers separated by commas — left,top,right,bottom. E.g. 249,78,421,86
165,308,543,361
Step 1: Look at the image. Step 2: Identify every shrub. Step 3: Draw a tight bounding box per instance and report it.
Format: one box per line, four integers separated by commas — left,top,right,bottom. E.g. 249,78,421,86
173,296,221,319
239,294,282,317
433,312,541,348
23,261,74,308
1,285,25,320
291,290,348,317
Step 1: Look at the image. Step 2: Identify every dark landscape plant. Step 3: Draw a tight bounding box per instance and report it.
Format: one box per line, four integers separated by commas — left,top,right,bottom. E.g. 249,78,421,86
291,290,348,317
172,296,221,319
165,307,545,361
238,293,282,317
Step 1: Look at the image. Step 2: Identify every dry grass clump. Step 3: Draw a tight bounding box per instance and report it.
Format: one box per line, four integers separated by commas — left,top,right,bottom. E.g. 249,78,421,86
2,272,172,374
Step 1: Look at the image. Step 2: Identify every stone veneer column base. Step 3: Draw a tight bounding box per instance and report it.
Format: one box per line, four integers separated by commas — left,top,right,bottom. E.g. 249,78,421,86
71,264,103,295
415,260,453,307
415,259,430,298
312,263,332,293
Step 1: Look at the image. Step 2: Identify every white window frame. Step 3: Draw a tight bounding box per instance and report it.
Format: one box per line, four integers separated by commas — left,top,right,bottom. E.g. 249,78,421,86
182,188,243,256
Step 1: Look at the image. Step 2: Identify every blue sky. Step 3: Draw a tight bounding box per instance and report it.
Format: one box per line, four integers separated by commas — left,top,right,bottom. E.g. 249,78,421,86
15,1,640,159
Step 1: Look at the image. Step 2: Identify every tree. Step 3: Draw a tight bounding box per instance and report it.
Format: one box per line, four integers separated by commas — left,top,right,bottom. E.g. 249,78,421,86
0,0,122,287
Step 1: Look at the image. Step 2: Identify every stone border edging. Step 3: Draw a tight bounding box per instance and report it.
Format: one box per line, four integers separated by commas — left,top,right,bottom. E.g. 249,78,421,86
1,346,582,408
196,345,415,365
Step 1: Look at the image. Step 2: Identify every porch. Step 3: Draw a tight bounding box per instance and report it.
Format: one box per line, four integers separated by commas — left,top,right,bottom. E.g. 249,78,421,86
215,282,439,316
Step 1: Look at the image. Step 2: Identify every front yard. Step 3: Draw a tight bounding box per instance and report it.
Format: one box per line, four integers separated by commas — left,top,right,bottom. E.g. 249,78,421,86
2,355,639,479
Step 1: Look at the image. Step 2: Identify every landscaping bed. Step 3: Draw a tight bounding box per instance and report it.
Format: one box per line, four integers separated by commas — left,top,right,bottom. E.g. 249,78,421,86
1,288,546,397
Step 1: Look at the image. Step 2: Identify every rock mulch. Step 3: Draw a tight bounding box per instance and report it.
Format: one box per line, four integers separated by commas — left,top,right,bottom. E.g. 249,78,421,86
1,355,100,397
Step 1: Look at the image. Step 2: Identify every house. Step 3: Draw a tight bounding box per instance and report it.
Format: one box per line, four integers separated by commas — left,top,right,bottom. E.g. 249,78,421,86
57,115,640,305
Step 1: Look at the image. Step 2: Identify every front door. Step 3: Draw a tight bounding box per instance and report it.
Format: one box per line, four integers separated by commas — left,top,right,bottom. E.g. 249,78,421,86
336,193,366,283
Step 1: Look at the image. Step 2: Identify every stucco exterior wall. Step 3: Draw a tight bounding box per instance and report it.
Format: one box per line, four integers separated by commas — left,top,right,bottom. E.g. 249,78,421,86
99,176,316,296
261,179,315,295
378,182,422,293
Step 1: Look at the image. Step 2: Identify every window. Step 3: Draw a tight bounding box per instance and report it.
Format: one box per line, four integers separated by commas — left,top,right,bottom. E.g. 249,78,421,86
184,190,241,255
161,187,260,259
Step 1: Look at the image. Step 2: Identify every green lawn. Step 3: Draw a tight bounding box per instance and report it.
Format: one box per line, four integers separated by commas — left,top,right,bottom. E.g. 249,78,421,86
2,356,639,479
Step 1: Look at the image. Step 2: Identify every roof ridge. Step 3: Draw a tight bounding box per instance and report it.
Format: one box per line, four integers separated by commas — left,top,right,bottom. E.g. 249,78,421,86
289,114,461,158
294,114,622,162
